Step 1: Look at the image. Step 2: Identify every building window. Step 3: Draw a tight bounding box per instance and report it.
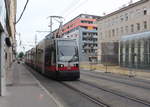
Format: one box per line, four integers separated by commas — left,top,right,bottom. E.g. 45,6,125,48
116,28,118,36
129,10,134,19
144,21,147,29
120,16,124,22
125,26,128,33
85,16,89,18
89,16,93,19
112,18,114,25
131,24,134,32
121,27,123,34
136,9,141,18
112,29,115,36
81,20,93,24
83,32,87,35
81,15,85,18
144,10,147,15
125,13,128,21
81,26,87,29
120,17,123,22
109,30,111,37
100,32,102,37
137,23,140,31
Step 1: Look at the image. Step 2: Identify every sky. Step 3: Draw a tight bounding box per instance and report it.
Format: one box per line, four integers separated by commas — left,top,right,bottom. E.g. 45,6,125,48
16,0,139,52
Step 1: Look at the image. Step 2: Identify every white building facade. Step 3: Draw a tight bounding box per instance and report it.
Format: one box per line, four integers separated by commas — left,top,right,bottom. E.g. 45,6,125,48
97,0,150,66
0,0,16,96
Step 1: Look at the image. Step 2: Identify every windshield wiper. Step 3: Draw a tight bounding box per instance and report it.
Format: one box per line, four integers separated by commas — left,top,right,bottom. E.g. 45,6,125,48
60,50,64,56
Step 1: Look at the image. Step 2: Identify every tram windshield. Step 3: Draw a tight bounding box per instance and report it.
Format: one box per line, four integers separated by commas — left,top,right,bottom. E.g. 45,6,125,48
57,40,79,62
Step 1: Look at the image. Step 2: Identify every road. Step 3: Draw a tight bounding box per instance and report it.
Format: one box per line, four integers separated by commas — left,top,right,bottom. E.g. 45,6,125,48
23,64,150,107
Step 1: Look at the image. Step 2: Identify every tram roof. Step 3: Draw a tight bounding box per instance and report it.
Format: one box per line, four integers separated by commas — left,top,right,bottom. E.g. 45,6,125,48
121,31,150,41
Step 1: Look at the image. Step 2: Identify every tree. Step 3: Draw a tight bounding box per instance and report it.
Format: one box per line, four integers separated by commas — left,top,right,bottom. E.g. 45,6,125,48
18,52,24,59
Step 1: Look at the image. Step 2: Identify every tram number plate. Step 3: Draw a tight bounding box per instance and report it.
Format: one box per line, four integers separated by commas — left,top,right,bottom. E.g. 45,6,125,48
68,64,71,70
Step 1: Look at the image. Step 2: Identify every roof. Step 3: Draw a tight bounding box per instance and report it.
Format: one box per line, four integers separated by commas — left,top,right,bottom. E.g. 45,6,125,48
63,14,101,27
97,0,149,21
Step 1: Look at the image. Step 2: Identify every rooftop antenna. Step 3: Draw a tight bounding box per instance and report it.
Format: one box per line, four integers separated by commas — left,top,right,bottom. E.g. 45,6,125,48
129,0,133,5
103,12,106,16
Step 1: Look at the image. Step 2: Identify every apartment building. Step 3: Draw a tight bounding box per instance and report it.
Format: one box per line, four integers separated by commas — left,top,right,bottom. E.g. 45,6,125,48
0,0,16,96
61,14,100,63
97,0,150,66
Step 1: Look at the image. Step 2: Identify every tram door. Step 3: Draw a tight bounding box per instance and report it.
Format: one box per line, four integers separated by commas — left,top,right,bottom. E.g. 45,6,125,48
45,44,56,72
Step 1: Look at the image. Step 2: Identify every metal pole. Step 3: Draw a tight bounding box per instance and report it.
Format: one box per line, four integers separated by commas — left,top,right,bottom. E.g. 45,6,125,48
35,34,37,46
50,17,52,34
47,16,63,38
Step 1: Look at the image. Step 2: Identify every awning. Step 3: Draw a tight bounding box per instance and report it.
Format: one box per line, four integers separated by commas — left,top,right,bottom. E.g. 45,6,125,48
120,31,150,41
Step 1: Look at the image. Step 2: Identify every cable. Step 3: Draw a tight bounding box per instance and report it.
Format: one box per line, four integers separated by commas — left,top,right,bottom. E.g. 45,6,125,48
59,0,79,16
15,0,29,24
63,0,89,18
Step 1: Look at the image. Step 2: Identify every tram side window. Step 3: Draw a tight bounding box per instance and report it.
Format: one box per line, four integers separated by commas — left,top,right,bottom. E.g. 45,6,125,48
45,47,56,66
50,47,56,65
45,47,51,66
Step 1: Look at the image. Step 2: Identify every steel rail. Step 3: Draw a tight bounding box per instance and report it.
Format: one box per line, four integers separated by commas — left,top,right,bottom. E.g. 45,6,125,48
82,70,150,85
80,79,150,106
81,72,150,90
60,82,110,107
83,70,150,85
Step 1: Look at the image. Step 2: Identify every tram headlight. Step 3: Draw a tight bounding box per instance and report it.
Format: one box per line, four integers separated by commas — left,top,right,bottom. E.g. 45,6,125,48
58,64,64,67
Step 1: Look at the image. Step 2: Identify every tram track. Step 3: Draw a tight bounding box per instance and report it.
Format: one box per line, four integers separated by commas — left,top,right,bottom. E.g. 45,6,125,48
25,64,150,107
79,79,150,107
82,70,150,85
25,64,109,107
81,72,150,90
60,82,111,107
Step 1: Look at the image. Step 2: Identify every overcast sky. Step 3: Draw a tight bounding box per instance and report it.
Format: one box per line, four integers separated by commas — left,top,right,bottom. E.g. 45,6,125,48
16,0,139,52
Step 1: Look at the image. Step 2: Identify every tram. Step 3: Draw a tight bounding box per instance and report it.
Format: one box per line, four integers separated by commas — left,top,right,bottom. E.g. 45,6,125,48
25,35,80,80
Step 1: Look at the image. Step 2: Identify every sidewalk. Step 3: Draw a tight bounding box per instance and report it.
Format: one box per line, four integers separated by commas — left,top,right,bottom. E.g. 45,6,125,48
0,62,62,107
80,63,150,80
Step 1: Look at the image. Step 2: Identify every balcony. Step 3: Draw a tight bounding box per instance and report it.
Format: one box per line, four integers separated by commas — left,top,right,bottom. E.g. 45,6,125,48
83,46,91,49
81,28,97,32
